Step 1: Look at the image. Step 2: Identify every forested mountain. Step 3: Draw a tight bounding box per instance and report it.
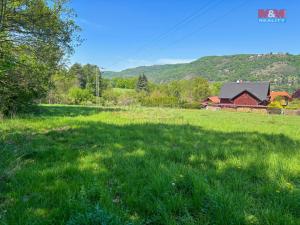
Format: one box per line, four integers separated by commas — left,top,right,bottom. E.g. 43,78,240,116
104,54,300,91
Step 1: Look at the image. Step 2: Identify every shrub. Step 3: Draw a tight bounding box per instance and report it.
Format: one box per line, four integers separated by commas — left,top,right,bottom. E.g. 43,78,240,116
0,53,50,117
180,100,202,109
68,88,93,105
111,77,137,89
100,88,138,106
286,99,300,110
268,101,283,109
101,89,120,105
140,91,179,107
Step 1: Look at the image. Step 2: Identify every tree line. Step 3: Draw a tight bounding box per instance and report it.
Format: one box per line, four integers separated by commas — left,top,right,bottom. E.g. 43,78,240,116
47,63,103,104
44,64,222,109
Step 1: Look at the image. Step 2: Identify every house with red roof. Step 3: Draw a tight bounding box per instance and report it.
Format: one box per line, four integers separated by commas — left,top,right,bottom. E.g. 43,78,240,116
270,91,291,106
202,96,220,106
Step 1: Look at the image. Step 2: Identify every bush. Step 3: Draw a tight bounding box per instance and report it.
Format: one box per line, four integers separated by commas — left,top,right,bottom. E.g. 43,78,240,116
100,88,138,106
180,100,202,109
286,99,300,110
0,53,50,117
140,91,179,107
68,88,93,105
111,77,137,89
101,89,120,105
268,101,283,109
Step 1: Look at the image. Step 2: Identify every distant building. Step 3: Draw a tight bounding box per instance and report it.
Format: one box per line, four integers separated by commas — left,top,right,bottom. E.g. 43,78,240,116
202,96,220,106
270,91,291,106
219,82,270,107
292,89,300,99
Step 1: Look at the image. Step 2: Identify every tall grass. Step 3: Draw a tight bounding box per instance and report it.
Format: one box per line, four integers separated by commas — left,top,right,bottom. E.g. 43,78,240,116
0,105,299,225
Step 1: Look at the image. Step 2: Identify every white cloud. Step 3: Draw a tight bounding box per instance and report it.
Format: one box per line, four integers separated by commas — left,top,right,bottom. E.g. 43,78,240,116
112,58,195,71
156,58,195,65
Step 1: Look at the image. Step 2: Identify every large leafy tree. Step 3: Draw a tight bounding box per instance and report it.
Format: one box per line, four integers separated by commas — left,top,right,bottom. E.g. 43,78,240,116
111,77,138,89
0,0,80,116
47,67,78,104
68,63,102,95
190,77,211,101
82,64,102,95
69,63,85,88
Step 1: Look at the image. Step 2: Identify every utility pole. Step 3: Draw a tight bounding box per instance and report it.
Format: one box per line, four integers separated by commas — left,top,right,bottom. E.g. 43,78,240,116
95,67,100,108
95,66,104,109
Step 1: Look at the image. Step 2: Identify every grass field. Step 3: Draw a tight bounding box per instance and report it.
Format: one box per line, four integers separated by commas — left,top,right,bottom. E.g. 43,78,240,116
1,105,300,225
112,88,136,94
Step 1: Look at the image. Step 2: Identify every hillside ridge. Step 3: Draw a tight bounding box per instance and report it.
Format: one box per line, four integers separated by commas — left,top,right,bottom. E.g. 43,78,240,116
104,54,300,91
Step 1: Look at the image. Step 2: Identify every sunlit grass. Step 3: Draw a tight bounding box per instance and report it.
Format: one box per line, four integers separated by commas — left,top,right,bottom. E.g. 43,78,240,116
0,105,300,225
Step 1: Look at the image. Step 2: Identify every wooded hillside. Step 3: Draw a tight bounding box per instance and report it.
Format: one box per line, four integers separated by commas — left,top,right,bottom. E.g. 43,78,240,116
104,54,300,92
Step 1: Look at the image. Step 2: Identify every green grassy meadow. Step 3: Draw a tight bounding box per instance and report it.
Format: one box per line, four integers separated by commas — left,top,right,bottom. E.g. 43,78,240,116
112,88,136,94
0,105,300,225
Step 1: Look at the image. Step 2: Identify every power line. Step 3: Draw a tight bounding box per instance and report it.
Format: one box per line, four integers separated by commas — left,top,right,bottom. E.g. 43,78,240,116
131,0,250,62
106,0,224,70
161,0,249,51
134,0,224,53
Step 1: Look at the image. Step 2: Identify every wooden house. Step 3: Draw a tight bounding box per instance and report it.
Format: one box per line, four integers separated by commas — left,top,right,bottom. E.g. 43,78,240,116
270,91,291,106
219,82,270,107
202,96,220,106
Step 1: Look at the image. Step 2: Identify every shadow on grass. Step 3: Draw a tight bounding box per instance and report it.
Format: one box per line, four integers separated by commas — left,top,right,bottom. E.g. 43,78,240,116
32,105,123,118
1,121,300,225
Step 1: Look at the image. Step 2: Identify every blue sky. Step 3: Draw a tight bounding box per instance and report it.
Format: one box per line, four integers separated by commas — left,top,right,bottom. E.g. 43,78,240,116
70,0,300,71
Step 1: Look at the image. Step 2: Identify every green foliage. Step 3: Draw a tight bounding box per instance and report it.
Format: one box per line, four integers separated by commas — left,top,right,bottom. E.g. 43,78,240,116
136,74,149,92
140,90,179,107
68,63,102,94
164,80,182,98
45,71,212,109
0,0,80,116
48,63,103,104
96,76,211,109
68,88,93,104
189,77,210,101
0,0,80,53
83,64,102,95
268,101,284,109
180,101,202,109
112,77,137,89
69,63,85,88
210,82,223,96
101,88,138,106
47,69,78,104
1,105,300,224
286,99,300,110
162,78,210,104
0,50,50,116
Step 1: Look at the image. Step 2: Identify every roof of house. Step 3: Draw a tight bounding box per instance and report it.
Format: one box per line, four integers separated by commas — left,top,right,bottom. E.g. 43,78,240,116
270,91,291,101
219,82,270,101
292,89,300,98
207,96,220,104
